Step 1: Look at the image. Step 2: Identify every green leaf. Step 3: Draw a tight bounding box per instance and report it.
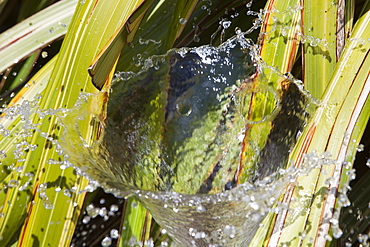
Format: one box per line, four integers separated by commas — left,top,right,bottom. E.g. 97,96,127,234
0,0,76,74
0,0,149,246
260,7,370,246
88,0,153,89
302,0,338,99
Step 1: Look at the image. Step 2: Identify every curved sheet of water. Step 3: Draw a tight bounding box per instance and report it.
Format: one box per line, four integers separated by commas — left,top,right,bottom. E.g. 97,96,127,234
59,34,314,245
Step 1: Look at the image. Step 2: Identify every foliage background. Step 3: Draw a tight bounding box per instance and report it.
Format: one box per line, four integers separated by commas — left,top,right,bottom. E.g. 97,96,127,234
0,0,369,246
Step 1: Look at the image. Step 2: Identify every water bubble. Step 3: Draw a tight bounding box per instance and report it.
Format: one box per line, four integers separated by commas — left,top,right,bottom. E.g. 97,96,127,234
110,204,119,212
58,22,67,28
357,234,369,243
194,231,207,239
0,150,7,159
175,103,192,116
7,179,20,187
101,236,112,247
221,20,231,29
196,204,206,212
86,204,99,218
356,144,365,152
332,226,343,239
346,169,356,181
0,128,10,137
338,193,351,207
63,189,72,197
41,51,48,58
110,229,119,239
179,18,187,25
43,201,53,209
99,207,108,217
224,225,236,239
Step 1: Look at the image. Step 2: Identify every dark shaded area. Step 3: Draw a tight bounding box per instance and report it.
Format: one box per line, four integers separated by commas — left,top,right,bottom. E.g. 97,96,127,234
71,188,124,247
335,120,370,247
257,81,309,178
198,162,223,193
174,0,267,48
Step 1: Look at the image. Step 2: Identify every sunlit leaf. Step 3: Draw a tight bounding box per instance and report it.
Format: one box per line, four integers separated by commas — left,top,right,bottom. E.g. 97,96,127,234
0,0,76,73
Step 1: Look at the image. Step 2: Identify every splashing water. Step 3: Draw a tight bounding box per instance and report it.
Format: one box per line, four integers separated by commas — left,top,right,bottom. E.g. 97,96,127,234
0,29,356,245
58,33,315,245
0,29,321,245
61,34,304,193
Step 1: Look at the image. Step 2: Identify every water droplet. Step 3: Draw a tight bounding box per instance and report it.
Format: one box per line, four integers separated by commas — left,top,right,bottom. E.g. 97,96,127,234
63,189,72,197
356,144,365,152
41,51,48,58
58,22,67,28
196,204,206,212
179,18,187,25
224,225,236,239
221,20,231,29
110,204,119,212
99,207,108,217
131,201,138,208
101,236,112,247
110,229,119,239
344,240,352,247
346,169,356,181
332,226,343,239
338,193,351,207
82,215,91,224
86,204,99,218
0,150,7,159
357,234,369,243
175,103,192,116
8,179,20,187
43,201,53,209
